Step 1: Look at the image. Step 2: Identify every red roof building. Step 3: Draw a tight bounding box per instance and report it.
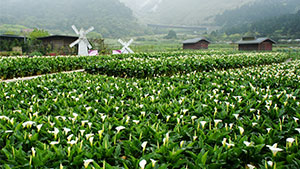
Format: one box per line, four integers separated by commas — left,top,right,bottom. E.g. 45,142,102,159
183,37,210,50
236,37,276,51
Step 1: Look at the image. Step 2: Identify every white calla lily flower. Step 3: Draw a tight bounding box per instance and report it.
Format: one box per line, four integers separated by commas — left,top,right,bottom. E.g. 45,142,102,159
238,126,244,135
50,141,60,145
233,114,239,120
286,138,295,147
139,159,147,169
267,161,273,167
141,141,148,152
116,126,125,133
200,121,207,129
247,164,256,169
214,119,222,127
37,124,43,132
31,147,36,157
22,121,36,128
83,159,94,168
150,159,157,167
243,141,254,147
267,143,283,156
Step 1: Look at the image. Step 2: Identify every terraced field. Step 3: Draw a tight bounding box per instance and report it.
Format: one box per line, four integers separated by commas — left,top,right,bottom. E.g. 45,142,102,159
0,51,300,168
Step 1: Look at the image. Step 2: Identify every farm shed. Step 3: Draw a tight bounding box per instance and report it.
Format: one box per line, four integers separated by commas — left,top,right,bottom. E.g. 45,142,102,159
0,34,26,52
183,37,210,50
236,37,276,51
37,35,78,54
0,34,26,41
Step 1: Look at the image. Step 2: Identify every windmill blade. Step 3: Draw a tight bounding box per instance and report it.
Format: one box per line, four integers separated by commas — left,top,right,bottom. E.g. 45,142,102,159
127,39,134,46
120,47,126,54
69,39,80,48
123,39,134,53
72,25,80,35
83,39,92,49
121,48,129,54
88,43,92,49
118,39,126,46
126,47,134,54
85,26,94,34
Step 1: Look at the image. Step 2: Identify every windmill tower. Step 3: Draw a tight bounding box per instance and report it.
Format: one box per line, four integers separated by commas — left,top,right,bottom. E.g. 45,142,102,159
69,25,94,56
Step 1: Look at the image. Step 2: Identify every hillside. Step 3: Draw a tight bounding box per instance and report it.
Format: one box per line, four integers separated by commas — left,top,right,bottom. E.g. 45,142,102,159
215,0,300,27
0,0,142,37
120,0,254,26
214,0,300,39
223,10,300,39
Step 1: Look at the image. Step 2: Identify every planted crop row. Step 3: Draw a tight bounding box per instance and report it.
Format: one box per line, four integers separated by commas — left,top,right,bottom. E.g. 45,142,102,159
1,60,300,168
85,52,291,78
0,51,240,80
1,51,296,80
0,55,93,80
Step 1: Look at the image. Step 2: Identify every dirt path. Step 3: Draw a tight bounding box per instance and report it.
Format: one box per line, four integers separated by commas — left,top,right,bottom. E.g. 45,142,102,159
1,69,85,83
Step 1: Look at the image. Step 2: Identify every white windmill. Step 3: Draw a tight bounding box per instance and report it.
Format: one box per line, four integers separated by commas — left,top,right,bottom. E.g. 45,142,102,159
113,39,134,54
69,25,94,56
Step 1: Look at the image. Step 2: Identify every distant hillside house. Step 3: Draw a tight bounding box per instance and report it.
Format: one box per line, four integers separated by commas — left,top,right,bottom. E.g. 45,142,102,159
183,37,210,50
21,29,34,34
37,35,78,54
236,37,276,51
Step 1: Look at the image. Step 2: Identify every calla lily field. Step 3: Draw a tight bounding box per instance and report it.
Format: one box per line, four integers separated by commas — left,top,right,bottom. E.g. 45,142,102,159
0,51,300,168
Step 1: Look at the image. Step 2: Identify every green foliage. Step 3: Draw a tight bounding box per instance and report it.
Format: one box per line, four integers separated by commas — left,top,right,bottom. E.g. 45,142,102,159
89,38,107,54
0,39,27,52
0,51,295,80
24,39,49,55
164,30,177,39
85,52,291,78
0,24,29,35
29,51,43,57
0,55,96,79
28,29,50,40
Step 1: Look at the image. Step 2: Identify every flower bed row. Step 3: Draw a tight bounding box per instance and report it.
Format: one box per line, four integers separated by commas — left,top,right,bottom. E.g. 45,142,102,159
1,50,296,80
0,60,299,168
85,52,291,78
0,51,238,80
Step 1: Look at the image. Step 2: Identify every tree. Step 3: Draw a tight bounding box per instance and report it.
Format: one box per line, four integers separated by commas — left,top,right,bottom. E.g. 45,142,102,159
23,29,50,54
164,30,177,39
87,32,102,39
28,29,50,39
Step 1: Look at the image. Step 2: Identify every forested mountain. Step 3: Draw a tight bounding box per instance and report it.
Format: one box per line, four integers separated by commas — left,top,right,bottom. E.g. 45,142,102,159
1,0,299,39
120,0,254,26
215,0,300,39
215,0,300,27
0,0,142,37
223,10,300,39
